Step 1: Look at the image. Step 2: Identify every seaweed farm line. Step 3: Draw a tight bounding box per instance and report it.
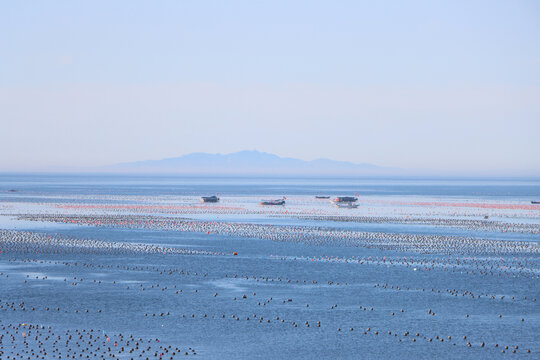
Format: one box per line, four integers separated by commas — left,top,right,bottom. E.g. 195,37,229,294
0,175,539,359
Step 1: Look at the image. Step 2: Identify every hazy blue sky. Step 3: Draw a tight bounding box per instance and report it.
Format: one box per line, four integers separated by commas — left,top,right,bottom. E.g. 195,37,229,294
1,1,539,174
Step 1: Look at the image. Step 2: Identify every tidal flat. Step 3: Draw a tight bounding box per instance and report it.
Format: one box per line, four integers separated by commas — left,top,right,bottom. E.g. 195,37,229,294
0,175,539,359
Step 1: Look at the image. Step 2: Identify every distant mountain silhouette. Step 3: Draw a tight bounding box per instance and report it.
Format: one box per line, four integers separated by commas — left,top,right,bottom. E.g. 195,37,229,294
109,150,396,175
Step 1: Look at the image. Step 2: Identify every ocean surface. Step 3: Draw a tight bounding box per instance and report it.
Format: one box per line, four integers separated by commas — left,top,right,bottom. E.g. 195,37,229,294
0,174,539,359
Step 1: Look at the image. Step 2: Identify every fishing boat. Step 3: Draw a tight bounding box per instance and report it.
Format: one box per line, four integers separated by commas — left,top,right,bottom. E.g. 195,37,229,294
201,195,219,203
259,199,285,206
532,201,540,204
333,196,358,203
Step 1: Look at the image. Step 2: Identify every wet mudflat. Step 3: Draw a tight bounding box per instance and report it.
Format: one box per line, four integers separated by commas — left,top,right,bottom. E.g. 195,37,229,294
0,175,539,359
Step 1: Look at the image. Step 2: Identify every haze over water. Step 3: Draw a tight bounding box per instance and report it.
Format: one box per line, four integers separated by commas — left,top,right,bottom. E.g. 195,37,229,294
2,1,539,358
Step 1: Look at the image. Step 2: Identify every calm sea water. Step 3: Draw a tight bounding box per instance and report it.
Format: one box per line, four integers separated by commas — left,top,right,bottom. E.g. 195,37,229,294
0,174,539,359
2,173,540,197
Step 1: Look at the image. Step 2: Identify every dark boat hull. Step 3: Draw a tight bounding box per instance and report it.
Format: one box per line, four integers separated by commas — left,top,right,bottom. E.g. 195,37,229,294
333,196,358,203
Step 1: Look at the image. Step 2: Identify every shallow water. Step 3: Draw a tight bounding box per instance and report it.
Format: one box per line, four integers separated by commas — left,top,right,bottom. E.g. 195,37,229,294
0,174,539,359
